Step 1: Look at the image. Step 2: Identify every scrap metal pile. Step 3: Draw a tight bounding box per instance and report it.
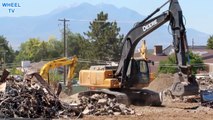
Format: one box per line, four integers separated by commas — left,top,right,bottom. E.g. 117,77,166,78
0,70,82,119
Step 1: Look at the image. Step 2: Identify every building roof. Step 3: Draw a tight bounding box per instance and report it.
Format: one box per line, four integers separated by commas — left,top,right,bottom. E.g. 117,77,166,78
134,46,213,73
134,52,168,62
191,48,213,63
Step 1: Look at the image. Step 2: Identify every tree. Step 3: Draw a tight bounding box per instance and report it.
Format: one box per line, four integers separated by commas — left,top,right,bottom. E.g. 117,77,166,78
15,38,42,62
66,31,93,60
46,36,63,59
67,32,88,57
207,35,213,49
84,11,123,61
0,35,15,64
189,51,205,73
15,37,63,63
158,51,204,74
158,54,178,74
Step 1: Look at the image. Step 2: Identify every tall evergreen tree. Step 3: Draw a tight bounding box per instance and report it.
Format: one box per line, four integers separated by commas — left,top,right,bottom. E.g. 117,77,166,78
207,35,213,49
85,11,123,61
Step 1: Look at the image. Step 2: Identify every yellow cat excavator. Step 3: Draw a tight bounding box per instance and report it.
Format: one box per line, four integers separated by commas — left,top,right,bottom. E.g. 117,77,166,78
79,0,199,105
40,56,78,86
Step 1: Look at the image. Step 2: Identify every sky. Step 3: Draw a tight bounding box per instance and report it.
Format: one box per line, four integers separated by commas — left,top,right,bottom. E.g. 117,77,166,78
0,0,213,34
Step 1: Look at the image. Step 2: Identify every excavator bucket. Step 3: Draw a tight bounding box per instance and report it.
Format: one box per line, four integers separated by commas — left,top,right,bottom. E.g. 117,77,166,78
170,73,199,96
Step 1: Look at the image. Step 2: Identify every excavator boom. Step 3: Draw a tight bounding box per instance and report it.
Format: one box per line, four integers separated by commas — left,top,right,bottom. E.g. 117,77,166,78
40,56,78,85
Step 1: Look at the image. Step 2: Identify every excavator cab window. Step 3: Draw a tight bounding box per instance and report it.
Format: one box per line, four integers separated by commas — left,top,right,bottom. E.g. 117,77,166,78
138,60,149,84
127,59,150,85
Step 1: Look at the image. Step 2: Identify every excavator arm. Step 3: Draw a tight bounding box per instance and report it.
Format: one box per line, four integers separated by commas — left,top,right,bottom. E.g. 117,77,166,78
114,0,198,96
115,5,169,77
40,56,78,85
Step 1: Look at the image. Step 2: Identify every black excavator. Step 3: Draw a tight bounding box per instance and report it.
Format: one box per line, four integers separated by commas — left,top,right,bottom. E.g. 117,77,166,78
79,0,199,105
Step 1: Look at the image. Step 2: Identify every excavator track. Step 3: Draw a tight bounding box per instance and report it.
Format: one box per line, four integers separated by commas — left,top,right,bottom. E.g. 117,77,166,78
78,89,162,106
119,89,162,106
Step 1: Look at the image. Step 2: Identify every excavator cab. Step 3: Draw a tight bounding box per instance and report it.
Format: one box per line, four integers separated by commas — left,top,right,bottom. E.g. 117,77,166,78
126,59,150,87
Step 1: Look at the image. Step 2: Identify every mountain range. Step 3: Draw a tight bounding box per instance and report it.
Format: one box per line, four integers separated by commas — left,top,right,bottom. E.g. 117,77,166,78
0,3,209,50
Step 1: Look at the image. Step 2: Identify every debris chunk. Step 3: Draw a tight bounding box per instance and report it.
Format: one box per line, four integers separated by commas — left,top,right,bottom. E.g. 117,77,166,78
79,93,135,116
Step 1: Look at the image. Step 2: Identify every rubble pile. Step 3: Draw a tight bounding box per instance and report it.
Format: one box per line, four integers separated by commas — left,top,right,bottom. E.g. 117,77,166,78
197,77,213,90
0,70,136,118
197,76,213,108
79,93,135,116
0,75,82,119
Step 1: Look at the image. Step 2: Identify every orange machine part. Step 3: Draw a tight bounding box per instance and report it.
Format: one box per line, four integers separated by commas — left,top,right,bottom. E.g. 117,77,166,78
79,70,120,88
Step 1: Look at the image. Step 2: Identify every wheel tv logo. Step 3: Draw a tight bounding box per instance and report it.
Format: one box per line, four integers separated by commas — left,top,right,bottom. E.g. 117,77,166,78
1,2,21,13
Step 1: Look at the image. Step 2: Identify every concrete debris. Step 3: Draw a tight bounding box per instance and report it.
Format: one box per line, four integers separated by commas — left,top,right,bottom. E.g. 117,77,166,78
79,93,135,116
198,77,213,90
98,98,107,105
197,75,213,109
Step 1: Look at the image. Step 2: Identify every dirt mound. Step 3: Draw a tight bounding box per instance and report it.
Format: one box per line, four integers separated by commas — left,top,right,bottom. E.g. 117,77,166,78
146,74,174,92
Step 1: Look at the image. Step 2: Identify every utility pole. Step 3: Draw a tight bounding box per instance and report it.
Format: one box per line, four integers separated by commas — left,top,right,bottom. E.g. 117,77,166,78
192,38,194,49
58,18,70,85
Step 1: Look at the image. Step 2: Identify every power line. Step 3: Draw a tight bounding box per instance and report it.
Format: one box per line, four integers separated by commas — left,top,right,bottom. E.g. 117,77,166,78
67,18,138,23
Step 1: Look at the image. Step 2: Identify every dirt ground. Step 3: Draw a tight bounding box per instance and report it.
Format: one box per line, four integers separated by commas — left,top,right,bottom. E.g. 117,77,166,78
59,74,213,120
61,94,213,120
83,105,213,120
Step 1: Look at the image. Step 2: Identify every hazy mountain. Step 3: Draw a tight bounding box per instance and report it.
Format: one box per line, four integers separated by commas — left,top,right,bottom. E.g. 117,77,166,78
0,3,209,50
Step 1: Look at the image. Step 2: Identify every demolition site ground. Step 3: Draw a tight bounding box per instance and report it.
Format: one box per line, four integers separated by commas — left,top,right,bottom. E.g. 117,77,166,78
61,91,213,120
60,74,213,120
1,71,213,119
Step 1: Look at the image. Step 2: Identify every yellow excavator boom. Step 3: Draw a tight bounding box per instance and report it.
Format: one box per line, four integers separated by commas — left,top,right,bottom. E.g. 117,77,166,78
40,56,78,84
